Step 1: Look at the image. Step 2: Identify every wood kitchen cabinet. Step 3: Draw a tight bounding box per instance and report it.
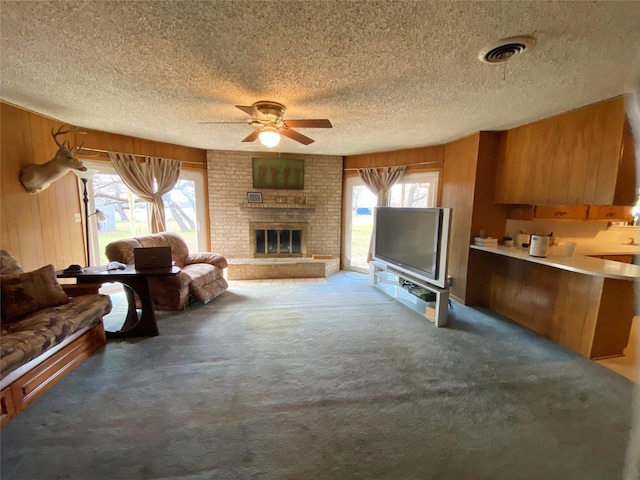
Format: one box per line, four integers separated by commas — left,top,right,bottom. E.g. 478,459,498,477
613,119,637,206
495,97,631,205
587,205,633,222
507,204,588,221
532,205,589,220
508,204,632,222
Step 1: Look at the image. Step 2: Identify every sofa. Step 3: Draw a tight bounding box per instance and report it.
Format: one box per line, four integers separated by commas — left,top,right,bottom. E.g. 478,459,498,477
105,232,228,311
0,250,112,426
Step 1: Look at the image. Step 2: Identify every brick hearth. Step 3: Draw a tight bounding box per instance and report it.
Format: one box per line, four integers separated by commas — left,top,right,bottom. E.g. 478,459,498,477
227,257,340,280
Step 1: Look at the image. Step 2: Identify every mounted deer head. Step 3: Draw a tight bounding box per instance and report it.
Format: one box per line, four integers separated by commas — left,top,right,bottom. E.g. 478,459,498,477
19,125,89,194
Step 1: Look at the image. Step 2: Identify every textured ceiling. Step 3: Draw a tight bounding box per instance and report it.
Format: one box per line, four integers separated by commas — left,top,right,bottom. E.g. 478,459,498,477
1,1,640,156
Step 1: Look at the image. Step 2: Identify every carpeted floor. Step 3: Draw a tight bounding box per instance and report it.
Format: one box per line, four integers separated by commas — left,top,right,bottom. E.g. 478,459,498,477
0,272,635,479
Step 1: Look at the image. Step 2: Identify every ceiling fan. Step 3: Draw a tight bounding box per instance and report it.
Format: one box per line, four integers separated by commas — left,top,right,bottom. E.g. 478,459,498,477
200,101,332,147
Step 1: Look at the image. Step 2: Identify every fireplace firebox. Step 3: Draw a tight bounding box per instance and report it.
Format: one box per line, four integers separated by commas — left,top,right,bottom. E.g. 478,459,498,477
250,223,308,258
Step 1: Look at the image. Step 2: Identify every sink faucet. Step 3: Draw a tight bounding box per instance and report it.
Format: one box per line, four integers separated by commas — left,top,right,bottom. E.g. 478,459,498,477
629,237,636,245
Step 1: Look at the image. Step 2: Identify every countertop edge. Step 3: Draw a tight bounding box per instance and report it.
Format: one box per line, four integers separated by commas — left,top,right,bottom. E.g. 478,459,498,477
470,245,640,280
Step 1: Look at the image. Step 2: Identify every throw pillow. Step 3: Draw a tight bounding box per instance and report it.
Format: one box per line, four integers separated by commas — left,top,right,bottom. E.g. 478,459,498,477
0,249,22,275
1,264,69,321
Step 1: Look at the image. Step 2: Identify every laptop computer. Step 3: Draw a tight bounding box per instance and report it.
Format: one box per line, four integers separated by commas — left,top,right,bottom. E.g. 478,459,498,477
134,246,172,270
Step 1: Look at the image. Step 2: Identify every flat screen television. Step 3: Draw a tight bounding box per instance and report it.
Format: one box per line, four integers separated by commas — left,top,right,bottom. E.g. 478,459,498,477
372,207,451,289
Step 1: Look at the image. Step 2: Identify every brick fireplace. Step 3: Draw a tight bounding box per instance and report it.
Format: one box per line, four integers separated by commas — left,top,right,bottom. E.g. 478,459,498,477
207,150,343,279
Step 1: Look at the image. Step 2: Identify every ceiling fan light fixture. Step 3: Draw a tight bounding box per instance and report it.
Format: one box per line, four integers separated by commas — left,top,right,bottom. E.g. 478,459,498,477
222,100,331,145
258,128,281,148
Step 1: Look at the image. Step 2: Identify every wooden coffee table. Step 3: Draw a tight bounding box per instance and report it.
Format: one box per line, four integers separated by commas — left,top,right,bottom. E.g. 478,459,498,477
57,265,180,338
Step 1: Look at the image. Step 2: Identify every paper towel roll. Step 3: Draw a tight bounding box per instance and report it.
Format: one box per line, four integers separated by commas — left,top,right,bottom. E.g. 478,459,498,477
529,235,549,257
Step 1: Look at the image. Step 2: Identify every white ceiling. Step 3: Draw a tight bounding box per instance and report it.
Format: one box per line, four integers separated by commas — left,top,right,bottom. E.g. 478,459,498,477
1,1,639,156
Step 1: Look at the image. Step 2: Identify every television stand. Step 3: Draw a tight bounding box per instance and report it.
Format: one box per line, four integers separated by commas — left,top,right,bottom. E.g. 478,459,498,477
369,261,449,327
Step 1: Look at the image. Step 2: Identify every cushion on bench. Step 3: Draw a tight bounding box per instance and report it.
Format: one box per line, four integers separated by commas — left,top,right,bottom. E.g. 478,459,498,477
1,293,112,379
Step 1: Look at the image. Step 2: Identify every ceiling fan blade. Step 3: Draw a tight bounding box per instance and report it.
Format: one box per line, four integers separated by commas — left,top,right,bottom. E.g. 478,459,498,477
236,104,261,118
284,119,332,128
281,128,315,145
241,130,260,143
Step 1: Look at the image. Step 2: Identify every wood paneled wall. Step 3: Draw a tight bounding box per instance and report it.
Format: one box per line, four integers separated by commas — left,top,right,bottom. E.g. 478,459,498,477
1,104,86,271
440,134,480,302
0,102,207,271
76,129,206,171
440,132,509,303
344,145,444,173
471,132,508,241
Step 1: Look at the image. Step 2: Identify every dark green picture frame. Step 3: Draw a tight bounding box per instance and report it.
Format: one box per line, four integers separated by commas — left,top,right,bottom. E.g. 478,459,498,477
252,158,304,190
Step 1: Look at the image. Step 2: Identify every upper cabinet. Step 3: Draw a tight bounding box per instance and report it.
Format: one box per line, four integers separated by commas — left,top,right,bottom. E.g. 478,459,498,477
507,204,632,222
494,97,634,205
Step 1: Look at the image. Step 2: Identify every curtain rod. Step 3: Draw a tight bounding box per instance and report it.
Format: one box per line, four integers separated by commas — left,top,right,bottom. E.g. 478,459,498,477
78,147,204,166
343,160,443,171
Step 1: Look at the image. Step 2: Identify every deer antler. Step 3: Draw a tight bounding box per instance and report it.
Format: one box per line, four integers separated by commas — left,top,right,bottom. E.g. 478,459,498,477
74,143,100,156
51,124,86,150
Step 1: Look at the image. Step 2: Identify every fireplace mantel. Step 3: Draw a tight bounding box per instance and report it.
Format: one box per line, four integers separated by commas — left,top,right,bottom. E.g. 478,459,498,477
241,202,316,210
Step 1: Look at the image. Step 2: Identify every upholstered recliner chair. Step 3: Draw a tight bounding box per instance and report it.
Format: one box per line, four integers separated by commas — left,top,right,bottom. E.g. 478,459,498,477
105,232,228,311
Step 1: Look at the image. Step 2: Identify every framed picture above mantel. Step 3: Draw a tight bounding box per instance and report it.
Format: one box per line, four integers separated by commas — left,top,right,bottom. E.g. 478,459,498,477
252,158,304,190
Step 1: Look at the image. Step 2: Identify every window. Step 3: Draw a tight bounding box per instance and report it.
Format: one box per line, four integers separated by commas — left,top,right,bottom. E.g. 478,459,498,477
343,171,439,272
389,171,438,208
80,161,206,266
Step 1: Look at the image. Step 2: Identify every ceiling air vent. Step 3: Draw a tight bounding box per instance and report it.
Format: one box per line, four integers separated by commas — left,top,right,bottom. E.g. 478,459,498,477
478,35,536,64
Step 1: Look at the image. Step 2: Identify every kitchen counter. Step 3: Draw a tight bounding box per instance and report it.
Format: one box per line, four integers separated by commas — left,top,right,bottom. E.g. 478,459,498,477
468,245,637,359
579,244,640,256
470,244,640,280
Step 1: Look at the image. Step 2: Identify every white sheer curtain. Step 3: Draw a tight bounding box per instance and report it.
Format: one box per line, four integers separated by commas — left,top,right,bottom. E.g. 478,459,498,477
358,166,406,260
108,152,181,233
